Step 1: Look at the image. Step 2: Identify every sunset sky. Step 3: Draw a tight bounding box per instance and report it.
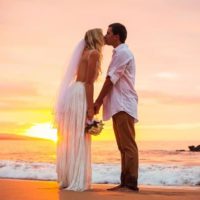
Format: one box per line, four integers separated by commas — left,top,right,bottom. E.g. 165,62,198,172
0,0,200,141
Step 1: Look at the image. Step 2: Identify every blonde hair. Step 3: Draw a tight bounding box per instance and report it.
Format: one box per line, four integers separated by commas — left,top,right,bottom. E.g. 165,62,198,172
84,28,104,75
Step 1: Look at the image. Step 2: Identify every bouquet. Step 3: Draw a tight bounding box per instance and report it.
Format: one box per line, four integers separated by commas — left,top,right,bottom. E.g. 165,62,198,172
85,119,104,136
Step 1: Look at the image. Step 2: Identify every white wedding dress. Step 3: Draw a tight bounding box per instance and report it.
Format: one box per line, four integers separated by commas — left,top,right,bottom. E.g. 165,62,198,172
56,81,91,191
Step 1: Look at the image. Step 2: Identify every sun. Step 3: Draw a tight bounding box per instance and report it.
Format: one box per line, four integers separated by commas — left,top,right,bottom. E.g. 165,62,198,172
26,123,57,142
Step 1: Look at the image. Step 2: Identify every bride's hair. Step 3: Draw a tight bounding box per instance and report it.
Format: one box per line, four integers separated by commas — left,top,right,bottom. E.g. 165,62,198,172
84,28,104,76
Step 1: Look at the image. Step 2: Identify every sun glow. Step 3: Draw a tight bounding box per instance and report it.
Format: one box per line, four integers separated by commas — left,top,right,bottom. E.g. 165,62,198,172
26,123,57,142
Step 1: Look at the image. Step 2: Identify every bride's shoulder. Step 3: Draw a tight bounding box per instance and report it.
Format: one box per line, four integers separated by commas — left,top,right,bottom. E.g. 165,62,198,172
83,49,100,62
88,49,100,58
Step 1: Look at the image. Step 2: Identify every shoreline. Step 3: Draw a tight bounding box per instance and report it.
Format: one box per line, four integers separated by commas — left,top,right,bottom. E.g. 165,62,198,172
0,179,199,200
0,177,199,189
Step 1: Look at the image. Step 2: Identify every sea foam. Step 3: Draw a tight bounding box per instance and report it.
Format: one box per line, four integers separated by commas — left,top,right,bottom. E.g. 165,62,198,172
0,160,199,186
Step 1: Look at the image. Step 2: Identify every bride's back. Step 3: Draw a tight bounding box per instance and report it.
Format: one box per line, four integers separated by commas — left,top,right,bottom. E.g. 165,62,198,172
76,49,99,83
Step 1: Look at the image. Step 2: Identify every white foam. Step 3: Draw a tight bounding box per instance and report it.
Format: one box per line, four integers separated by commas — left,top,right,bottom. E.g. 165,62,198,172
0,160,56,180
0,160,200,186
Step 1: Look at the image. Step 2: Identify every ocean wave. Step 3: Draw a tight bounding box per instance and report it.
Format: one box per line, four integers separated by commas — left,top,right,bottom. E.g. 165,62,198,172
0,160,199,186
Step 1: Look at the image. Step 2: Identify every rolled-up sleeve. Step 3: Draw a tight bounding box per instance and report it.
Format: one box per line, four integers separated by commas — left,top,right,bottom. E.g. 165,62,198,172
107,51,133,85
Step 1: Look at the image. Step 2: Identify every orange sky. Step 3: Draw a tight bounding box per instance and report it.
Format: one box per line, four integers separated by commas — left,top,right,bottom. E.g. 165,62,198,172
0,0,200,141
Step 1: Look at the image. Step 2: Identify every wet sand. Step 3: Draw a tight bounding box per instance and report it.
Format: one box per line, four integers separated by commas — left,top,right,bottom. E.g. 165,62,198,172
0,179,199,200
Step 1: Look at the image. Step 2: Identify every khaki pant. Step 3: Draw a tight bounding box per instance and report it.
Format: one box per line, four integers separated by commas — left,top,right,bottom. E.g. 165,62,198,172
112,111,139,187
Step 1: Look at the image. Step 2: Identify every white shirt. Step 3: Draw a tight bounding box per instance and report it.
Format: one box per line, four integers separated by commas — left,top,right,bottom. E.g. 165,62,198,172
103,43,138,122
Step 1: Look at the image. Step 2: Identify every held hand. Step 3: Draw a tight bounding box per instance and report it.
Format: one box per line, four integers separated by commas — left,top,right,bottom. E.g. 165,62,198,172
87,108,94,121
94,102,101,114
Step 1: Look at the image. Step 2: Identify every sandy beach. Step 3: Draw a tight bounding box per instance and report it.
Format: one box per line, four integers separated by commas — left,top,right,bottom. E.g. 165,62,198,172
0,179,199,200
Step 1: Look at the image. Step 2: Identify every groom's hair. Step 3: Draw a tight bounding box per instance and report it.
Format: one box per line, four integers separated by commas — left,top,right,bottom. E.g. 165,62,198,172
109,23,127,43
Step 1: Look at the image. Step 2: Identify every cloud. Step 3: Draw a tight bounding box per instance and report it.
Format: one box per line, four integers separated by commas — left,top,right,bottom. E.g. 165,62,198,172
138,123,200,130
0,82,51,110
0,121,33,134
155,72,178,79
139,90,200,105
0,82,39,97
0,99,50,111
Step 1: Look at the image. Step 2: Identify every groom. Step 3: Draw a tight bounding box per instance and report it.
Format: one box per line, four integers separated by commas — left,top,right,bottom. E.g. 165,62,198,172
94,23,139,191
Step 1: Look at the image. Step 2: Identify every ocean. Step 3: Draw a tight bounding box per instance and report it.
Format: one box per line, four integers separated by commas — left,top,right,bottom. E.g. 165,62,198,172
0,137,199,187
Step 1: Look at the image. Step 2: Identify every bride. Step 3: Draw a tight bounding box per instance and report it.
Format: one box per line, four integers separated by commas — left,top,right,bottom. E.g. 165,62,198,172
55,28,104,191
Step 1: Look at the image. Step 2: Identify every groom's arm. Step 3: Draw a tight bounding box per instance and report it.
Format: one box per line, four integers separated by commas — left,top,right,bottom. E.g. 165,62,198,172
94,76,113,114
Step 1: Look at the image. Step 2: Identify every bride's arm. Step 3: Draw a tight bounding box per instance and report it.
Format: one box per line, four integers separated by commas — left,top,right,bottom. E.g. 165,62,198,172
85,50,100,120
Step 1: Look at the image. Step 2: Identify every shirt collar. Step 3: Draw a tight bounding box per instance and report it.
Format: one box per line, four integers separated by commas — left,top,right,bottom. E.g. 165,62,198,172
113,43,127,54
